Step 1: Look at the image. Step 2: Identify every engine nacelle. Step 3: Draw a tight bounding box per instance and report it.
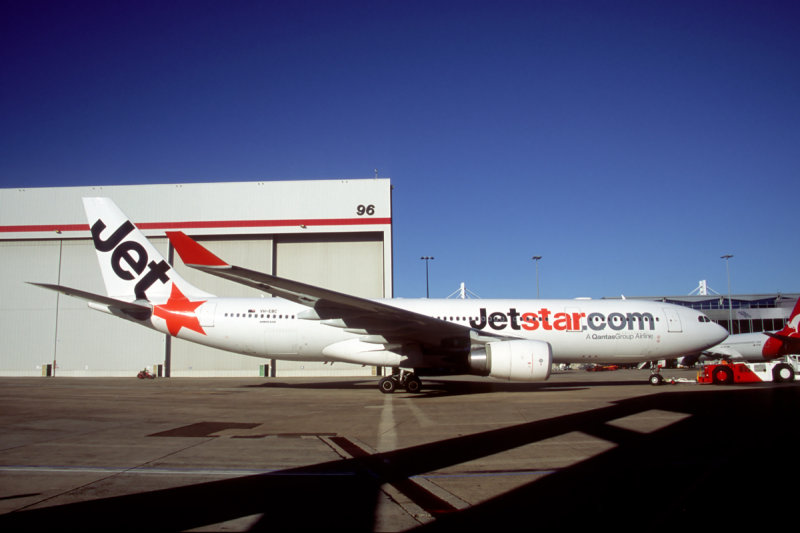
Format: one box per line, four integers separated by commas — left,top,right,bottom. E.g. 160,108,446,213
469,340,552,381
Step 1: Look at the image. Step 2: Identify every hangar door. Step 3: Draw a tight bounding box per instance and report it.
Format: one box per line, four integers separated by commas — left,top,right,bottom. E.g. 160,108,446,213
170,236,274,376
274,233,385,298
273,232,385,376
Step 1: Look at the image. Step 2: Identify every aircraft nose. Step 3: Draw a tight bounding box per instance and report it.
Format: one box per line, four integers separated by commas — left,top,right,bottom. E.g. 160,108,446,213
711,321,729,344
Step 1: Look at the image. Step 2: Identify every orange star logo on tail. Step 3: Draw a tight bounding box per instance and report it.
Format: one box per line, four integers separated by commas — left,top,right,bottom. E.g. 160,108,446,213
153,285,207,336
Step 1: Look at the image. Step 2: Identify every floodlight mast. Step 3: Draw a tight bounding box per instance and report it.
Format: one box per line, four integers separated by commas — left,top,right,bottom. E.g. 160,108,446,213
721,254,734,333
420,256,434,298
531,256,542,298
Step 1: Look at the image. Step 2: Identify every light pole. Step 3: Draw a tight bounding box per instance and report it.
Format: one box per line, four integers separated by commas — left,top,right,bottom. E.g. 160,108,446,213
421,256,434,298
721,254,734,333
531,256,542,298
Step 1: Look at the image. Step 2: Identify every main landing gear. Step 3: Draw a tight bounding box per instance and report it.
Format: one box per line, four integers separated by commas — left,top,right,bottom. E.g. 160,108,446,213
378,370,423,394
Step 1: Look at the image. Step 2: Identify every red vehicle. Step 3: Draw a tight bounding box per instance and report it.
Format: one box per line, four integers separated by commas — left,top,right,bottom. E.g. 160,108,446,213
697,356,798,385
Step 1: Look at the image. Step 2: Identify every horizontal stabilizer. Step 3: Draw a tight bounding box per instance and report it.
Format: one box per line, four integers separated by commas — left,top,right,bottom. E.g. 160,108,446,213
29,282,153,320
165,231,228,267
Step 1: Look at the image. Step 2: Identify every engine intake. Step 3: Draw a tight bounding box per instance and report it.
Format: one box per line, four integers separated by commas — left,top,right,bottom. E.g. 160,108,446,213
469,339,552,381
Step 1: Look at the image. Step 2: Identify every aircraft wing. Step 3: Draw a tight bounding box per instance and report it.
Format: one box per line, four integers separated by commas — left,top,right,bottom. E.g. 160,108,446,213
166,231,504,346
702,345,743,359
28,282,153,320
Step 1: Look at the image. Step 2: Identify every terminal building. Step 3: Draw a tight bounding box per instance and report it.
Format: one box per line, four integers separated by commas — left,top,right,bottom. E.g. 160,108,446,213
627,291,799,336
0,179,393,377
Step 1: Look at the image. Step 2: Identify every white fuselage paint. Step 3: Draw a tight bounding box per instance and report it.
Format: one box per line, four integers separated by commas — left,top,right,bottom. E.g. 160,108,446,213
138,296,728,367
705,332,771,361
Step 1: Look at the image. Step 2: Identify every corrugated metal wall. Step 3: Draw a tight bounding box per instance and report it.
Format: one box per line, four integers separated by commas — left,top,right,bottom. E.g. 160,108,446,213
275,234,384,297
1,239,168,376
1,240,61,375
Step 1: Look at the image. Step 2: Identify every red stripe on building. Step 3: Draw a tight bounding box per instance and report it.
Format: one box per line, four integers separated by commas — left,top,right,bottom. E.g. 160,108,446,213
0,218,392,233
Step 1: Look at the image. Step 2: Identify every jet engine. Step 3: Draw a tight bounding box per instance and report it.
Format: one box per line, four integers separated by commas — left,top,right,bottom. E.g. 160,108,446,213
468,339,552,381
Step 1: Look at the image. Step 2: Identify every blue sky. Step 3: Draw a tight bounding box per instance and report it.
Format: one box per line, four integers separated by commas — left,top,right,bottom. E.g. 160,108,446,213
2,1,799,299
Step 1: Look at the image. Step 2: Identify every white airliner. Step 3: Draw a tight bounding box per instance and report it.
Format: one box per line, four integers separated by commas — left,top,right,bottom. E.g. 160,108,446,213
31,198,729,393
702,298,800,362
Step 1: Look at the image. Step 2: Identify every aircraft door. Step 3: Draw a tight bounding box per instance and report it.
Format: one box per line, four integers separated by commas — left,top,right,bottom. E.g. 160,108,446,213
662,308,682,332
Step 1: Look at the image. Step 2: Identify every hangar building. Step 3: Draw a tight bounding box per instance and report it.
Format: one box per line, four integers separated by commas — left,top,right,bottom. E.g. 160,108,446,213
0,179,393,377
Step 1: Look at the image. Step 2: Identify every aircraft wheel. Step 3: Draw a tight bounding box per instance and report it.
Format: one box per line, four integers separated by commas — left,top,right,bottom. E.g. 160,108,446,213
712,366,734,385
379,377,396,394
404,375,423,393
649,374,664,386
772,363,794,383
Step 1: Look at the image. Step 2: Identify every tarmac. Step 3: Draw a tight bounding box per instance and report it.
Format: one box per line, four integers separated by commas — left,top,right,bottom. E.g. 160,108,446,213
0,368,798,531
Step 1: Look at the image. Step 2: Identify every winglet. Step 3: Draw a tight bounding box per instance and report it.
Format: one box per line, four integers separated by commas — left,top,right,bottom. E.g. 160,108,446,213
166,231,229,267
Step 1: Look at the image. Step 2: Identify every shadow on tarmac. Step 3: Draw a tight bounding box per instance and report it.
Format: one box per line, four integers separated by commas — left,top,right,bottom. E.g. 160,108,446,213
1,384,797,531
243,376,641,395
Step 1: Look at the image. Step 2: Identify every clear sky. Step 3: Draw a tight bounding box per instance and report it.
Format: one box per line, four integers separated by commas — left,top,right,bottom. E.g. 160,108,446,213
2,1,799,299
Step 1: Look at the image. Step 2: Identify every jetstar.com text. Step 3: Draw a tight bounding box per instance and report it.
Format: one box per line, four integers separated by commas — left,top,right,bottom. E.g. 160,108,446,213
469,308,656,332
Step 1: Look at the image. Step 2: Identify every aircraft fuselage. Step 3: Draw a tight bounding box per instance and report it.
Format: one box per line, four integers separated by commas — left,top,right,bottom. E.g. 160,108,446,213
124,296,725,367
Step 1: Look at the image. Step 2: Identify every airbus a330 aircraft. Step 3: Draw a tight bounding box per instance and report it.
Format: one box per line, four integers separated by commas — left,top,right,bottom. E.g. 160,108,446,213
702,297,800,362
32,198,729,393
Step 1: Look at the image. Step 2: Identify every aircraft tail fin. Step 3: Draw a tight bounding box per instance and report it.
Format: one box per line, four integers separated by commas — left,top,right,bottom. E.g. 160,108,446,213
788,296,800,324
82,198,215,302
763,296,800,359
